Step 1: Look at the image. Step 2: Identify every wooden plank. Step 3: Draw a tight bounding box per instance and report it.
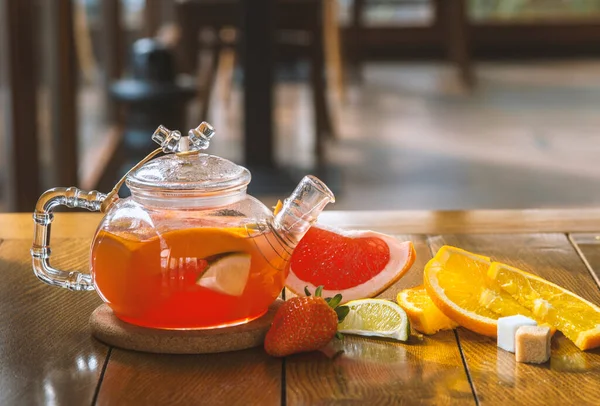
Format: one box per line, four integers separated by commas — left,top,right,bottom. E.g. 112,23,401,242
428,234,600,405
286,333,472,405
4,209,600,240
320,209,600,234
376,235,433,299
286,235,474,405
0,213,103,240
97,348,281,405
569,233,600,288
0,239,107,405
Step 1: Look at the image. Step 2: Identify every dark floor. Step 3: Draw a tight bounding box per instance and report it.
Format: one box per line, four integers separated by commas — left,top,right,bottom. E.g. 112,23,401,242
3,60,600,212
206,60,600,210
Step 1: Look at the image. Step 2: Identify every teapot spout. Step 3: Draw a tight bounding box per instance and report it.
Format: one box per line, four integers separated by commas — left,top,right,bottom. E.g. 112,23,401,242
272,175,335,247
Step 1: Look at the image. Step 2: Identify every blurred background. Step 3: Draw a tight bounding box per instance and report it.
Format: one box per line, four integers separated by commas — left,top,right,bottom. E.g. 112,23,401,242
2,0,600,212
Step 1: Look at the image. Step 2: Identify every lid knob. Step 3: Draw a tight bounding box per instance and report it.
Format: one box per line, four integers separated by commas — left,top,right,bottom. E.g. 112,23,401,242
152,125,181,153
188,122,215,150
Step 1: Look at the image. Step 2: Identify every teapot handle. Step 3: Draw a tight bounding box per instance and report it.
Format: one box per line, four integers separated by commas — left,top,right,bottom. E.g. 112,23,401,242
31,187,107,291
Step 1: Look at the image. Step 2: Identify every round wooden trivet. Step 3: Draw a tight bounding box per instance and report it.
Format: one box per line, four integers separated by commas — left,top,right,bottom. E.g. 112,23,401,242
89,300,282,354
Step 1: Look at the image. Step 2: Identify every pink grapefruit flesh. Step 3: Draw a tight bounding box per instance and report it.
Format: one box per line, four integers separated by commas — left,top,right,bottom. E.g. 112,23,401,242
287,225,416,302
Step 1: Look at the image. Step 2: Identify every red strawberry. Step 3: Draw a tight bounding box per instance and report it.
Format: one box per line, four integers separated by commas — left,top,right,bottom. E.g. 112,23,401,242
264,286,349,357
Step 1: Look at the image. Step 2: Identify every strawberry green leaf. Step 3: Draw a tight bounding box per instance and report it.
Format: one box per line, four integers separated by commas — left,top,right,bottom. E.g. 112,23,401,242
315,286,323,297
335,332,344,340
304,286,311,296
327,294,342,309
335,305,349,323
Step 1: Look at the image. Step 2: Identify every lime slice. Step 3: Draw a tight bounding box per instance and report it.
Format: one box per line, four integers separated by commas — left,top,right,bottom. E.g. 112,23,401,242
338,299,410,341
197,253,251,296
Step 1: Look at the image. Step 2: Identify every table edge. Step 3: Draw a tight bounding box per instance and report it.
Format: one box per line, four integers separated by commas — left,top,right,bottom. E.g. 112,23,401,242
2,208,600,239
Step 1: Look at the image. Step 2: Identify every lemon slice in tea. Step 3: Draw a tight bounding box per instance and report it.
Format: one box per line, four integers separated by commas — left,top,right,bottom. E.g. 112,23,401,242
197,252,251,296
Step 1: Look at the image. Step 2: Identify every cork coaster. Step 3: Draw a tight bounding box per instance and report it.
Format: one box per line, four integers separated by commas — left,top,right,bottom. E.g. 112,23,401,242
90,300,283,354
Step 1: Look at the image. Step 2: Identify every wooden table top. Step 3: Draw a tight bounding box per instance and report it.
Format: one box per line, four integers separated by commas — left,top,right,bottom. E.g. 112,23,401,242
2,210,600,405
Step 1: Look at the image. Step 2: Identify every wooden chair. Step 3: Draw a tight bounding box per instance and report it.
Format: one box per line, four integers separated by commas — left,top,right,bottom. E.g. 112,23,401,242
351,0,475,87
1,0,81,211
0,0,40,211
175,0,336,165
324,0,346,102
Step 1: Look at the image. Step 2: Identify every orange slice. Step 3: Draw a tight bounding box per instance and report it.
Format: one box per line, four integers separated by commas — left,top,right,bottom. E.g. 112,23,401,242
273,200,283,215
489,263,600,350
397,286,457,335
424,246,537,337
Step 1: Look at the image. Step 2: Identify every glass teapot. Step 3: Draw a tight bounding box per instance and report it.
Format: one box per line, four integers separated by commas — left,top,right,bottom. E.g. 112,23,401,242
31,123,334,329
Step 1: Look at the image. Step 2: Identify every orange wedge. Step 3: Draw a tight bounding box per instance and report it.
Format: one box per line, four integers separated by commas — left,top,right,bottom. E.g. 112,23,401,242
397,286,457,335
489,263,600,351
424,246,539,337
273,200,283,216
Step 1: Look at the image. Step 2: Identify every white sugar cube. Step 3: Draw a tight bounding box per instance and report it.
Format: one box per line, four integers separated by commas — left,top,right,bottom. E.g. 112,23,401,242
497,315,537,353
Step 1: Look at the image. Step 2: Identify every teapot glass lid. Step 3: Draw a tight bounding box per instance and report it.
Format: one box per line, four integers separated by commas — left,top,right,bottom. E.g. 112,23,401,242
126,123,251,196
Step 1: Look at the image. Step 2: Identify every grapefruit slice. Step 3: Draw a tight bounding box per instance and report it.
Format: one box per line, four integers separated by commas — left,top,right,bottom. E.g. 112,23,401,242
287,225,416,302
